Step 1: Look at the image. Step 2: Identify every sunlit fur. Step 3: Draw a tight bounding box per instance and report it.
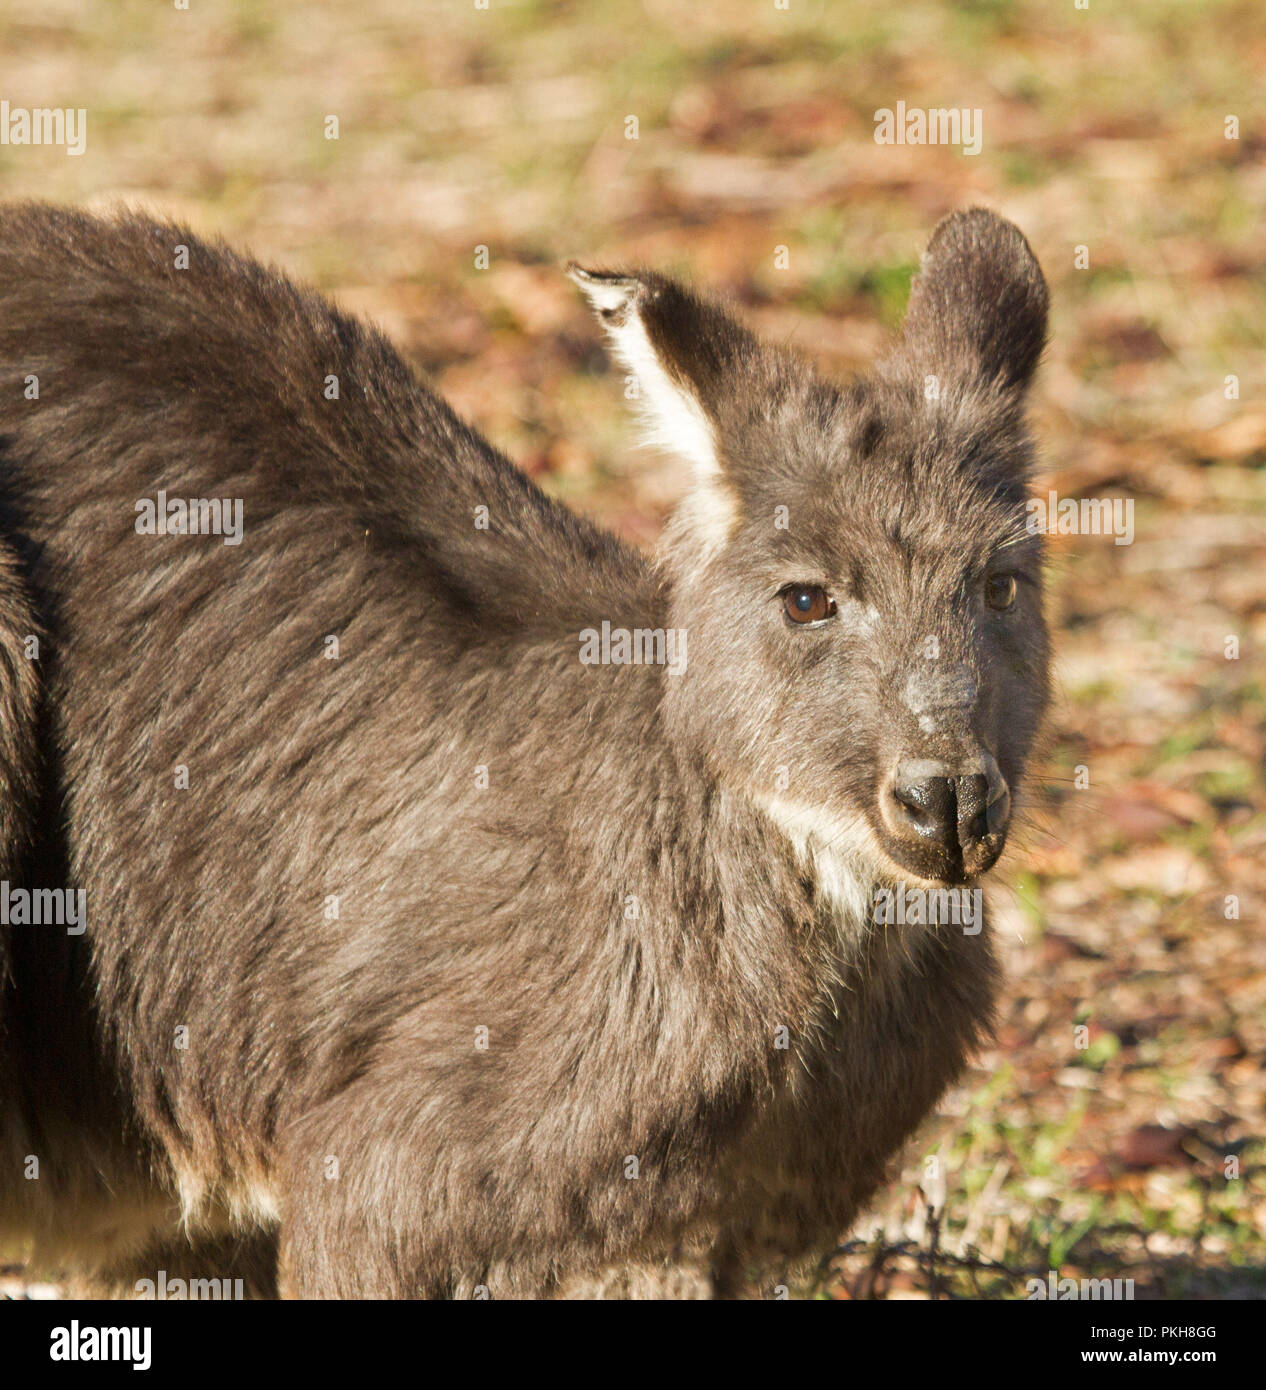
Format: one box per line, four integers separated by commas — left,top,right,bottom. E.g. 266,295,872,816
0,204,1049,1297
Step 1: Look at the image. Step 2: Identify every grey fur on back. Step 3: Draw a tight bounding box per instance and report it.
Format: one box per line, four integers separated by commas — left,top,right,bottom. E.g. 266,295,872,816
0,203,1050,1297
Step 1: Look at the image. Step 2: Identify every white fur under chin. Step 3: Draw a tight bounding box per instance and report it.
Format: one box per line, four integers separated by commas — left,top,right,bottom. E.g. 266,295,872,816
756,795,886,935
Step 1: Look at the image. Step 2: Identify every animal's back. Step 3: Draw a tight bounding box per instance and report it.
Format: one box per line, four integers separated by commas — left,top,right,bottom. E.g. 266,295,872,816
0,203,651,616
0,205,662,1274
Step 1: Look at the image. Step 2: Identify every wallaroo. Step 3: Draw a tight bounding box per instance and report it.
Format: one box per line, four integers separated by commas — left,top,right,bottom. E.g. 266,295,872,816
0,203,1050,1298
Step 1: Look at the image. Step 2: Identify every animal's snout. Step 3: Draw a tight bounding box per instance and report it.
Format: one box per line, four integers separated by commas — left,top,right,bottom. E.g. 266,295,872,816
889,769,1008,850
879,757,1011,879
903,664,977,716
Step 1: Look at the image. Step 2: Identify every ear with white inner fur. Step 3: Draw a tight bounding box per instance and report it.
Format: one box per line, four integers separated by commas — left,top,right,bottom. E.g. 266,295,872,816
566,266,714,476
567,263,754,552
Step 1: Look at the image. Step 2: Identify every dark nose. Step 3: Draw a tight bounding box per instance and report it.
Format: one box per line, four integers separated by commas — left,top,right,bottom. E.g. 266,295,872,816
888,768,1010,856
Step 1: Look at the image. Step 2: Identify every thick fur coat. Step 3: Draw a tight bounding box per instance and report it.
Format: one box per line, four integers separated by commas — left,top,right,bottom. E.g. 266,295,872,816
0,203,1049,1297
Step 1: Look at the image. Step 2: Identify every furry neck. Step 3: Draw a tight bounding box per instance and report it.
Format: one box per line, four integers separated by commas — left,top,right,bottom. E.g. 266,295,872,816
754,794,887,937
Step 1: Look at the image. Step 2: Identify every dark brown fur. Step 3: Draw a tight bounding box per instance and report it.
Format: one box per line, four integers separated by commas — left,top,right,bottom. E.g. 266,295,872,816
0,204,1050,1297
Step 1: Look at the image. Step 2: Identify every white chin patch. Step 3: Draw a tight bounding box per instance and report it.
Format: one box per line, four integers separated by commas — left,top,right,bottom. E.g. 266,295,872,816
755,794,884,930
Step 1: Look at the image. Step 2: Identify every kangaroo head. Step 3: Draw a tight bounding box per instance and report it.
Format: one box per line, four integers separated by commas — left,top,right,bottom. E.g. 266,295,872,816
571,208,1051,889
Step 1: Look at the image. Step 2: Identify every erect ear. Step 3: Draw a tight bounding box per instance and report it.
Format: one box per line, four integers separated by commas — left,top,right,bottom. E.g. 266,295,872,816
896,208,1048,397
567,265,760,535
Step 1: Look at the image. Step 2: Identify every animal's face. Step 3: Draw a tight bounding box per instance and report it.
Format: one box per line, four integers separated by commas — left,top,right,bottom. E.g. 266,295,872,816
668,390,1052,888
572,209,1051,887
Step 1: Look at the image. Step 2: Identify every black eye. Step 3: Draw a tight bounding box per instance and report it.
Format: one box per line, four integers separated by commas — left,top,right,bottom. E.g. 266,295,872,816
782,585,835,626
986,574,1017,611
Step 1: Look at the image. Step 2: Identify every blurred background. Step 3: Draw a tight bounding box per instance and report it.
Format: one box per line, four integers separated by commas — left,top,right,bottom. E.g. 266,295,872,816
4,0,1264,1298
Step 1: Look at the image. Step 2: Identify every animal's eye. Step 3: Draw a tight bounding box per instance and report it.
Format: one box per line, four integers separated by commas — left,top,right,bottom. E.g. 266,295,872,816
782,585,836,626
986,574,1017,611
